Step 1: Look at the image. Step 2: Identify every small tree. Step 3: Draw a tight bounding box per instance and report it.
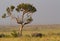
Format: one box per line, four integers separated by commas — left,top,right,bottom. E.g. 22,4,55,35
2,3,37,36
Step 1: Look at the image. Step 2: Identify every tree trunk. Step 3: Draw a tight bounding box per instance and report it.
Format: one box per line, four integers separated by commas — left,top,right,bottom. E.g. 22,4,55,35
19,24,24,36
19,12,24,36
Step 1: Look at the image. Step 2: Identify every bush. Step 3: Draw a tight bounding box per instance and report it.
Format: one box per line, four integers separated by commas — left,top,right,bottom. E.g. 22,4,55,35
0,33,5,38
11,30,21,37
32,33,44,37
0,33,11,38
5,35,11,37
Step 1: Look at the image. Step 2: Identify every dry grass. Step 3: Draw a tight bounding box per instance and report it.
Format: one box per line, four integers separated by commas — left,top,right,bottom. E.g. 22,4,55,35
0,35,60,41
0,24,60,41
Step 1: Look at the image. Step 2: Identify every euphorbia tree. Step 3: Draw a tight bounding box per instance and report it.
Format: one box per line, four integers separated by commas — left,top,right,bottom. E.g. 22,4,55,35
2,3,37,36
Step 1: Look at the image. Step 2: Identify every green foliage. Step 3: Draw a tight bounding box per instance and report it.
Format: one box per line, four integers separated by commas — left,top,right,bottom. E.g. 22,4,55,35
27,16,33,22
16,8,20,12
2,13,6,18
24,16,33,25
16,3,37,13
6,5,15,12
0,33,11,38
11,30,20,37
6,7,10,13
10,5,15,11
10,6,15,9
0,33,5,38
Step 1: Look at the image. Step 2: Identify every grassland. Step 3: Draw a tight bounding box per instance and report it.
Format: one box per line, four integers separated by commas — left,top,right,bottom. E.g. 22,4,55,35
0,24,60,41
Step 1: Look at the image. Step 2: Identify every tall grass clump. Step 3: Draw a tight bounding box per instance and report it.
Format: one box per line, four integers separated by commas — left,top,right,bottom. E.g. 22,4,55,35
11,30,21,37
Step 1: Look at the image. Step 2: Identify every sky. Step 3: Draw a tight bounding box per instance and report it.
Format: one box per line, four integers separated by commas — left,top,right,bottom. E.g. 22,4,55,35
0,0,60,25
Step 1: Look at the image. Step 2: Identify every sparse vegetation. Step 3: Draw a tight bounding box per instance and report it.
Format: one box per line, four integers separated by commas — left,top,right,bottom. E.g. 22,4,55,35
0,26,60,41
11,30,20,37
0,33,5,38
0,33,10,38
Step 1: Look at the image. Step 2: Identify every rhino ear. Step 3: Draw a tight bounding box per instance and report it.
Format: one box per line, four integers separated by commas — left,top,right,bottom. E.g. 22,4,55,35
2,13,6,18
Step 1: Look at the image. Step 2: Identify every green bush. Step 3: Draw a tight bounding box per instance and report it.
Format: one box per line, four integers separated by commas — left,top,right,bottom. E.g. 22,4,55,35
5,35,11,38
11,30,20,37
0,33,11,38
0,33,5,38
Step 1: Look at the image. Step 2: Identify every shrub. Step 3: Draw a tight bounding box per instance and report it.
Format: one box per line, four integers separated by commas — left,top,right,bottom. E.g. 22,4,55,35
11,30,21,37
0,33,5,38
5,35,11,37
0,33,11,38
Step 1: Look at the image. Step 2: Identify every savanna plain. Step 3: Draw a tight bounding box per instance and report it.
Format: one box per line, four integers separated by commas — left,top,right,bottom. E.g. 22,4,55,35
0,24,60,41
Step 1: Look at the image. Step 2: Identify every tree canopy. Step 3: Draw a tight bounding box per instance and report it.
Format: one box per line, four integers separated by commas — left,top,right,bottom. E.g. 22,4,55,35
16,3,36,14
